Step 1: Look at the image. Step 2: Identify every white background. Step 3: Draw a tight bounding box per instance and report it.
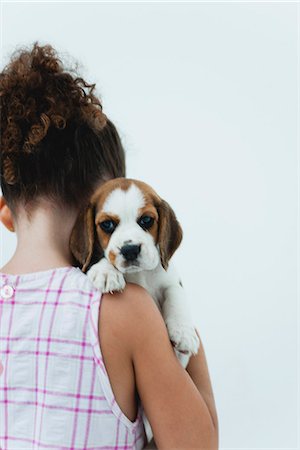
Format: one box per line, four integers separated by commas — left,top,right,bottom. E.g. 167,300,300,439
0,1,298,448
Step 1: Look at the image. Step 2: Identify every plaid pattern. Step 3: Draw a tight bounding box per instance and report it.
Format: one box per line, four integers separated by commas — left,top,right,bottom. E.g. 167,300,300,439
0,266,146,450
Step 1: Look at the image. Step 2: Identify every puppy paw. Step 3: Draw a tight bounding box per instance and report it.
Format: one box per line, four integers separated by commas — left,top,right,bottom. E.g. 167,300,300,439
165,319,200,356
87,261,126,293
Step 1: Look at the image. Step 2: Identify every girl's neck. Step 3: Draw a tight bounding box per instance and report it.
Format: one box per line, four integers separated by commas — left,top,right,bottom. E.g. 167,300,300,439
1,202,79,275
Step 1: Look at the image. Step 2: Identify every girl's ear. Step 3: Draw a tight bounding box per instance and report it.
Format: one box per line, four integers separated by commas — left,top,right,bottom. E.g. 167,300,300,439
70,204,99,273
156,199,183,271
0,196,15,232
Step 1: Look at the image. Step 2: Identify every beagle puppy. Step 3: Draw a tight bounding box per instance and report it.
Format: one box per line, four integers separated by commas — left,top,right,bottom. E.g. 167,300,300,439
70,177,200,359
70,177,200,444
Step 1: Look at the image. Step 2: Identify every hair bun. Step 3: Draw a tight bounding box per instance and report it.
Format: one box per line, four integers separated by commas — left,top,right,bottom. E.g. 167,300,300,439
0,42,107,184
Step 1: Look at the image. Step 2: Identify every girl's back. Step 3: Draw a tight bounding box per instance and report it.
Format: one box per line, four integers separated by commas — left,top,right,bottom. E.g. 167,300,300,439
0,266,146,449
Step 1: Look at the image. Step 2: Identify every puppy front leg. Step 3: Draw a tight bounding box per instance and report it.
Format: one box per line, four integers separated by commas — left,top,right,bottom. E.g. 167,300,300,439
87,258,126,293
162,285,200,357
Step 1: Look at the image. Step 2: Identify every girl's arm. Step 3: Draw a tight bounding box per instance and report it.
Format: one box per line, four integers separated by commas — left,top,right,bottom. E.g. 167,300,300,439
123,284,218,449
144,330,219,449
186,329,219,439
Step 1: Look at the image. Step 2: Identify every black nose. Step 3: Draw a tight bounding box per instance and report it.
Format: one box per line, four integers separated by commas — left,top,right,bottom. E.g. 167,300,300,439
120,244,141,261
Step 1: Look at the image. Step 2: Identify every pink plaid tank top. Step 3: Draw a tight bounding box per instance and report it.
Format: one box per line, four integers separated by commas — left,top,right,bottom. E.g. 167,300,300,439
0,266,146,450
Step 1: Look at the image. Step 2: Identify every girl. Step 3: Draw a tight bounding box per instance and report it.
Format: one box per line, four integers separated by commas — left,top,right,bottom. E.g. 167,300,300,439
0,43,218,449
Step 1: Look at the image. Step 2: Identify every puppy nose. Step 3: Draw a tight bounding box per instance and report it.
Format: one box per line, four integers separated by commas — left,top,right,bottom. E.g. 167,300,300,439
120,244,141,261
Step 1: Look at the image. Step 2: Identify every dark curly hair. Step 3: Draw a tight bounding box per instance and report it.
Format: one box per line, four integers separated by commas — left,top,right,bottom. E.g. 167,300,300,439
0,42,126,215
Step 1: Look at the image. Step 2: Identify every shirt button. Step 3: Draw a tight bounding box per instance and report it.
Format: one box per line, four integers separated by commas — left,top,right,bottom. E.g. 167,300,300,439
0,284,14,299
0,361,3,376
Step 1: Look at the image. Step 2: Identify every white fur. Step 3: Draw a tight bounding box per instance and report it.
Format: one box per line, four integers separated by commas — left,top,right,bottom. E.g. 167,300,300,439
102,184,160,272
102,183,145,216
87,258,126,293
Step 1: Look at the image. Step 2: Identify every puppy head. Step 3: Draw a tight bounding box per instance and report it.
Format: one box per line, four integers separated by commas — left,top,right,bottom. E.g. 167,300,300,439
70,178,183,273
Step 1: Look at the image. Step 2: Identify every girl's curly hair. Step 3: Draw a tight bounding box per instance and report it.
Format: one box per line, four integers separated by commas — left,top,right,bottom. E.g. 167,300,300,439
0,42,126,213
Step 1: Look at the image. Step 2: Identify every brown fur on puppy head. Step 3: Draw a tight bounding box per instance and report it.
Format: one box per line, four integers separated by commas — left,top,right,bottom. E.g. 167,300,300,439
70,177,183,273
69,203,100,273
156,199,183,270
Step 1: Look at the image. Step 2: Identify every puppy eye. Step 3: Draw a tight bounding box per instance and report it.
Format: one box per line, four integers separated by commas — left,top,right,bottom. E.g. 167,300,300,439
138,216,154,230
99,220,116,234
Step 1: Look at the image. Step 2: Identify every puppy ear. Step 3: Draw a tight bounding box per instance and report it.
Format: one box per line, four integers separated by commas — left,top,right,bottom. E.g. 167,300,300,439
70,204,97,273
156,199,183,270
